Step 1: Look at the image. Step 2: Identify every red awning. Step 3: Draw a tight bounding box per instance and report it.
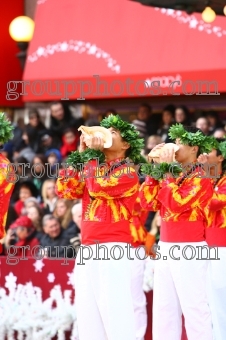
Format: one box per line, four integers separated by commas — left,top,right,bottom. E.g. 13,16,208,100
23,0,226,101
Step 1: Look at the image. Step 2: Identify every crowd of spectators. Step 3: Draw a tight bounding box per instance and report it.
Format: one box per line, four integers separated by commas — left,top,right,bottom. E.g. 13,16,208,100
1,102,225,258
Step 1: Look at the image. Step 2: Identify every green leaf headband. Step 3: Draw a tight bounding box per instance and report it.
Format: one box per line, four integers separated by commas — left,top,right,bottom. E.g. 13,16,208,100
218,140,226,159
0,113,14,144
168,123,218,154
100,114,146,164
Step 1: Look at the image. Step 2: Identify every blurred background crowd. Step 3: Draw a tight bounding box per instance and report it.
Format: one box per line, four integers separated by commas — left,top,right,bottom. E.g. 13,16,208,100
1,101,225,258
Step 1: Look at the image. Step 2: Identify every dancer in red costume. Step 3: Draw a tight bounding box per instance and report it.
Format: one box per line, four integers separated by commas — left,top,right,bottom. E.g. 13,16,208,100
139,124,215,340
0,113,15,253
56,114,145,340
198,138,226,340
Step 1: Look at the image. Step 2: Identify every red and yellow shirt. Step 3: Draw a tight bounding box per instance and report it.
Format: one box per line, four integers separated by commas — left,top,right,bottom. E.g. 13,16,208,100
56,158,139,245
0,154,15,240
130,195,156,254
206,176,226,247
130,196,148,247
139,169,213,242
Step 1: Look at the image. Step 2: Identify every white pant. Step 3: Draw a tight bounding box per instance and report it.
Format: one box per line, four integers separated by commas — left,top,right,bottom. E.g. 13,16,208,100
74,242,136,340
153,241,213,340
207,247,226,340
131,247,147,340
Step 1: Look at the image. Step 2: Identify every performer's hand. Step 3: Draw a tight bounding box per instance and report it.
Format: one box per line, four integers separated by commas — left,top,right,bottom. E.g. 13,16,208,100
159,149,174,163
79,135,87,152
197,154,209,164
88,136,104,151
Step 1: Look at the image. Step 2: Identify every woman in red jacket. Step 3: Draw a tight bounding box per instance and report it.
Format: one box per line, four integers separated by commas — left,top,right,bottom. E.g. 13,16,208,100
4,215,40,257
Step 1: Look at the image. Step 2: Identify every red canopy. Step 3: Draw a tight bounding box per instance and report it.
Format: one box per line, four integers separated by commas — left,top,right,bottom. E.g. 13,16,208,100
23,0,226,101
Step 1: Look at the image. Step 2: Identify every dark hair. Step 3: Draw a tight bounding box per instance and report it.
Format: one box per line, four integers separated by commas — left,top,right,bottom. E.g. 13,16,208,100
140,103,152,112
105,109,118,115
163,104,175,115
14,156,28,164
50,102,73,122
19,181,39,198
63,128,76,135
215,138,226,170
206,111,224,128
175,105,190,125
28,109,40,119
27,109,45,130
32,154,48,165
32,154,48,178
206,111,219,120
125,147,131,158
102,109,118,120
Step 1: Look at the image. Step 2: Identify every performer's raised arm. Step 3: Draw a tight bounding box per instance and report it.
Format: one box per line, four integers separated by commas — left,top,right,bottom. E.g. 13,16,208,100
56,166,85,200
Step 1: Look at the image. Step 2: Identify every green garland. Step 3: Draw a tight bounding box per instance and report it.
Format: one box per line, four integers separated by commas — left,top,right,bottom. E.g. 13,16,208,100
141,162,182,180
218,140,226,159
100,114,145,164
67,149,105,169
81,149,105,164
0,113,14,144
168,123,218,154
67,151,82,169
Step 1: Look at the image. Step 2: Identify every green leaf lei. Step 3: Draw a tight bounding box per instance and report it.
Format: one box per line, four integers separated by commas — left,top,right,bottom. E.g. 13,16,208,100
67,149,105,169
168,123,218,154
141,162,182,180
0,113,14,144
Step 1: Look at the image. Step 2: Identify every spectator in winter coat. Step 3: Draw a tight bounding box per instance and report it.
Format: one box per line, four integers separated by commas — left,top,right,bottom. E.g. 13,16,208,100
4,216,40,257
40,215,75,258
60,128,79,159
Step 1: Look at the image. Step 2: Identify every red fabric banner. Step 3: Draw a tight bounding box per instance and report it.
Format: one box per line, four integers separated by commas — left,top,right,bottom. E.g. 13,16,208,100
22,0,226,101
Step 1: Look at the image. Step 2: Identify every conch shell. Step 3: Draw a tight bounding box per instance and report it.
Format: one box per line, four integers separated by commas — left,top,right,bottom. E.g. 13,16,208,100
78,126,113,148
148,143,179,163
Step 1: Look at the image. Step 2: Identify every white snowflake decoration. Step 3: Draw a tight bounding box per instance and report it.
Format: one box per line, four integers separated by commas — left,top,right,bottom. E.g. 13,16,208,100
0,281,78,340
67,272,75,287
27,40,121,73
5,272,17,290
47,273,55,283
33,259,45,273
155,7,226,38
